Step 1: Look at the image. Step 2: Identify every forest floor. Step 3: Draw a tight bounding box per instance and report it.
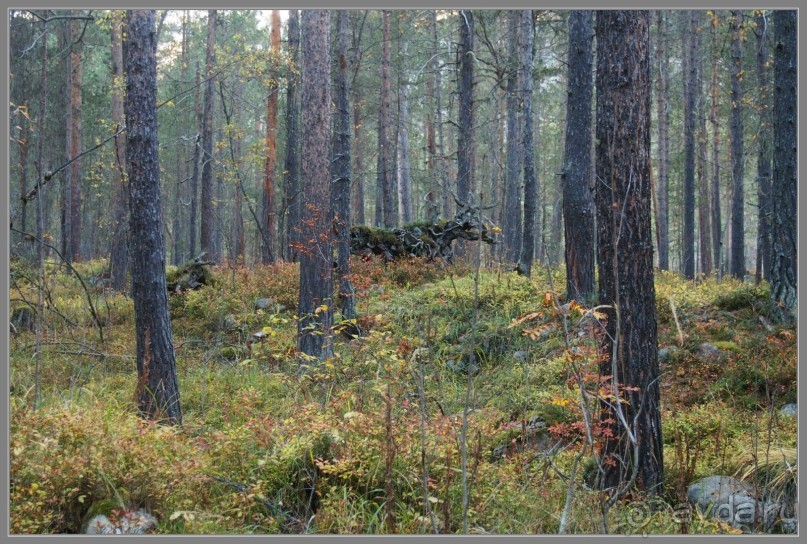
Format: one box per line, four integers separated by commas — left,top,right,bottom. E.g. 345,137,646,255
9,254,797,534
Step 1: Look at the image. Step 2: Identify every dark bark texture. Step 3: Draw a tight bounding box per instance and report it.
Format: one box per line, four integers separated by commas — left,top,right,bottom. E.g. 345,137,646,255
298,10,334,360
755,11,772,283
594,10,663,496
284,10,301,261
682,11,697,279
562,10,595,302
376,11,395,228
125,9,182,425
503,11,523,264
729,11,745,279
516,10,536,277
332,10,357,320
770,10,797,323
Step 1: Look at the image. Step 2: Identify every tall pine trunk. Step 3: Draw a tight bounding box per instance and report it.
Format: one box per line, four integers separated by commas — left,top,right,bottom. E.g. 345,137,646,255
396,13,413,226
125,9,182,424
298,10,334,360
69,13,83,262
332,10,357,320
594,10,663,496
562,10,595,301
503,11,523,263
456,9,476,215
375,11,394,228
729,10,745,279
516,10,536,277
755,11,772,283
682,10,696,279
283,10,301,261
770,10,797,323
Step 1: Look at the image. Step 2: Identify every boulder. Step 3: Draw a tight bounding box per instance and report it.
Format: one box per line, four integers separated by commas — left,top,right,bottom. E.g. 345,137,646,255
255,298,275,311
779,403,798,418
687,475,778,531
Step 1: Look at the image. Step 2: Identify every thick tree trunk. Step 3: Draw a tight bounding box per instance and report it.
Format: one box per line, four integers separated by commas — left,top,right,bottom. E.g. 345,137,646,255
729,11,745,279
110,18,129,290
432,12,451,220
755,11,772,283
594,10,663,496
516,10,536,277
125,9,182,425
562,10,595,302
262,10,281,264
770,10,797,323
200,10,217,261
284,10,301,261
332,10,357,320
655,11,670,271
682,10,696,279
298,10,334,360
503,11,523,264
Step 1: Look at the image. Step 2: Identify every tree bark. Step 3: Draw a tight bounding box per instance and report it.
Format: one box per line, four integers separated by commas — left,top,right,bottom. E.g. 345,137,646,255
516,10,536,277
332,10,357,320
562,10,595,301
729,10,745,279
298,10,334,360
770,10,797,323
503,11,523,264
284,10,301,261
350,13,366,227
262,10,281,264
594,10,663,496
188,62,202,261
110,16,129,290
755,11,772,283
200,9,218,261
125,9,182,425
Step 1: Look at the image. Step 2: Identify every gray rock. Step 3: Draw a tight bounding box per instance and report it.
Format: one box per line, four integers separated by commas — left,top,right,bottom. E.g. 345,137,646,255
255,298,274,310
687,475,778,531
779,403,798,417
513,351,529,362
658,346,680,363
86,509,158,535
697,342,726,363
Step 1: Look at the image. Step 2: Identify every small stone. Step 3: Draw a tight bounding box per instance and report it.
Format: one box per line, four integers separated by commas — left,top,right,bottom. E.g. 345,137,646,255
779,403,798,418
221,314,238,330
513,351,529,362
697,342,726,363
255,298,274,310
658,346,680,363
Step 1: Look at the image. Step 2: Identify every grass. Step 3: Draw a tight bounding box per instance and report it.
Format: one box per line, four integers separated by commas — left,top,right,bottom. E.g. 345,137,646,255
8,255,797,534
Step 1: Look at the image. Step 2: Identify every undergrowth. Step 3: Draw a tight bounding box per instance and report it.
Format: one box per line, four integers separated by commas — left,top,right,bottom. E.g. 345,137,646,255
9,256,797,534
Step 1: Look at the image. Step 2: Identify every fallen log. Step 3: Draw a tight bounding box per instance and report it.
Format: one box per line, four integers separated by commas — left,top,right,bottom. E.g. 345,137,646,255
166,252,215,293
349,207,496,261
